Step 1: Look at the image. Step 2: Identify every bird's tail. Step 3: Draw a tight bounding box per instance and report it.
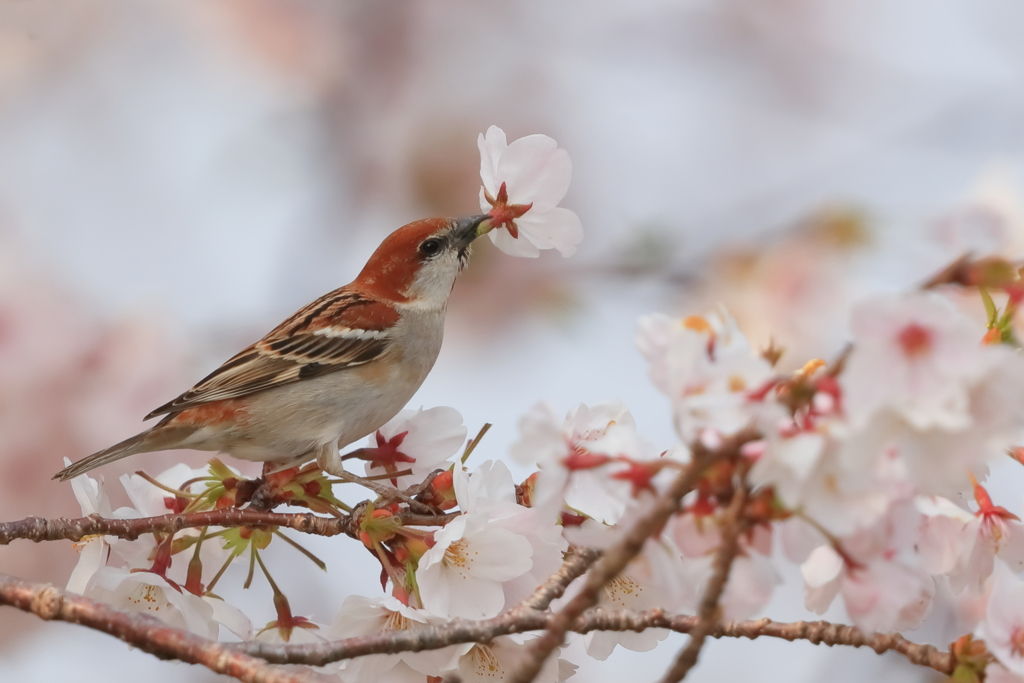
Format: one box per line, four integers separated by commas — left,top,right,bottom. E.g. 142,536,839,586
54,427,182,481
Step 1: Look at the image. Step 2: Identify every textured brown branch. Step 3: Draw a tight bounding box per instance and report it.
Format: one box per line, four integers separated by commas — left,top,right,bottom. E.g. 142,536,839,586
234,607,954,675
0,572,330,683
511,546,601,614
0,508,457,545
0,569,954,677
659,485,749,683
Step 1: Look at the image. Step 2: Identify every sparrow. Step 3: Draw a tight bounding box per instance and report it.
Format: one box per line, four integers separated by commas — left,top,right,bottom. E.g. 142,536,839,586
55,214,490,481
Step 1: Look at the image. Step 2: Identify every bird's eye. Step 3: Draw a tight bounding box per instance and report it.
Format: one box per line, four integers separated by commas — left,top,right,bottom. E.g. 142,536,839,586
419,238,444,257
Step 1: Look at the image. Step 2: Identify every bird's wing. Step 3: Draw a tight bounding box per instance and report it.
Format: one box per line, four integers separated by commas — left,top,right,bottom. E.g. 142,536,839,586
145,289,399,419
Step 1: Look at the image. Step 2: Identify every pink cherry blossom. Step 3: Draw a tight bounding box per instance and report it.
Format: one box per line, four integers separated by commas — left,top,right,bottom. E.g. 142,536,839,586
456,635,563,683
798,502,935,633
477,125,583,258
510,401,643,523
565,497,698,659
752,418,912,535
671,513,780,619
363,406,467,488
840,293,1024,494
636,309,773,443
916,487,1024,596
976,562,1024,676
842,292,992,430
721,552,781,620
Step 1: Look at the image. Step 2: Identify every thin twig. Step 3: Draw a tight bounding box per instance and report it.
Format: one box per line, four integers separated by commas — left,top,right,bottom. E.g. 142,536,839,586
0,572,330,683
332,470,433,514
511,546,601,614
659,485,749,683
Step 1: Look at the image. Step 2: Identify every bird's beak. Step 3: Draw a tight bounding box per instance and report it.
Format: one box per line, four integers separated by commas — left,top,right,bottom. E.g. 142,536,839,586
454,214,490,250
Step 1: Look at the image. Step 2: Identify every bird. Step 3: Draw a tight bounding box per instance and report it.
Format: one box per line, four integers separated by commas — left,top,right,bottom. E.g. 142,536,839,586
55,214,490,482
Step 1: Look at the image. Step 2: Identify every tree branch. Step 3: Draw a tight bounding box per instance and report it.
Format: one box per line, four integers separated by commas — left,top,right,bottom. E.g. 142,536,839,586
510,546,601,614
0,572,331,683
0,569,954,678
659,485,749,683
0,508,458,545
233,606,954,675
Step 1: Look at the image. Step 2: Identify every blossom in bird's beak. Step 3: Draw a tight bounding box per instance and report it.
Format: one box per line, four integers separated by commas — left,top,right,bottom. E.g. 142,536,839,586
477,125,583,258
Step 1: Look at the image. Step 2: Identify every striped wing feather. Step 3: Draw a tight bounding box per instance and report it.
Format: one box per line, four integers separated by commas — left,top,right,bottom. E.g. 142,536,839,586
145,289,398,419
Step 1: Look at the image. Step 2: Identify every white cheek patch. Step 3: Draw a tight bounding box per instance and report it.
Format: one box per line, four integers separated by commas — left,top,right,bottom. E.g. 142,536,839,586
312,327,389,340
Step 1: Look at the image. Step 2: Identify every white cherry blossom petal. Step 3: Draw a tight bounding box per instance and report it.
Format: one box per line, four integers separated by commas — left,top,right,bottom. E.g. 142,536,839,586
978,562,1024,676
487,222,541,258
477,125,582,258
416,514,534,618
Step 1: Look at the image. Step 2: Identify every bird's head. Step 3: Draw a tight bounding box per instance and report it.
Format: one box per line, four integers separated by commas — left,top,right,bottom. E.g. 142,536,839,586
353,215,490,306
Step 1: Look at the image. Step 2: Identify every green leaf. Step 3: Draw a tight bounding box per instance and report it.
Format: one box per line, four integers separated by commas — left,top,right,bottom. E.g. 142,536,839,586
980,288,998,325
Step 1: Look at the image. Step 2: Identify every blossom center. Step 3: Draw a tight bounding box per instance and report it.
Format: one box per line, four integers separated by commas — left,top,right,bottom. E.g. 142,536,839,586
896,323,933,357
604,574,643,607
443,539,471,569
728,375,746,392
469,644,504,677
484,182,532,239
383,609,411,632
72,535,103,552
128,585,173,612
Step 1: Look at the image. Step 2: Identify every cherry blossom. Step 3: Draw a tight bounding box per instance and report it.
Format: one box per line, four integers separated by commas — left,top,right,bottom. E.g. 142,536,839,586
416,509,534,618
796,503,935,633
64,461,114,595
917,485,1024,595
362,406,467,488
455,635,563,683
976,562,1024,676
673,514,781,619
452,460,568,606
842,293,990,431
332,595,460,683
509,401,652,523
720,551,782,620
85,566,250,639
565,499,697,659
840,292,1024,493
477,125,583,258
636,309,773,443
752,420,911,535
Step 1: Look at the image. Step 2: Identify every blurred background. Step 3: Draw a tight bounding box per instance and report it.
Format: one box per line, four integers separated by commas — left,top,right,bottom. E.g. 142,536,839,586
3,0,1024,680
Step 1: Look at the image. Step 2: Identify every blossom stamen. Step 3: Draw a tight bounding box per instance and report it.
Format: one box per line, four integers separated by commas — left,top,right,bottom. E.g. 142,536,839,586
470,644,504,676
442,539,471,569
